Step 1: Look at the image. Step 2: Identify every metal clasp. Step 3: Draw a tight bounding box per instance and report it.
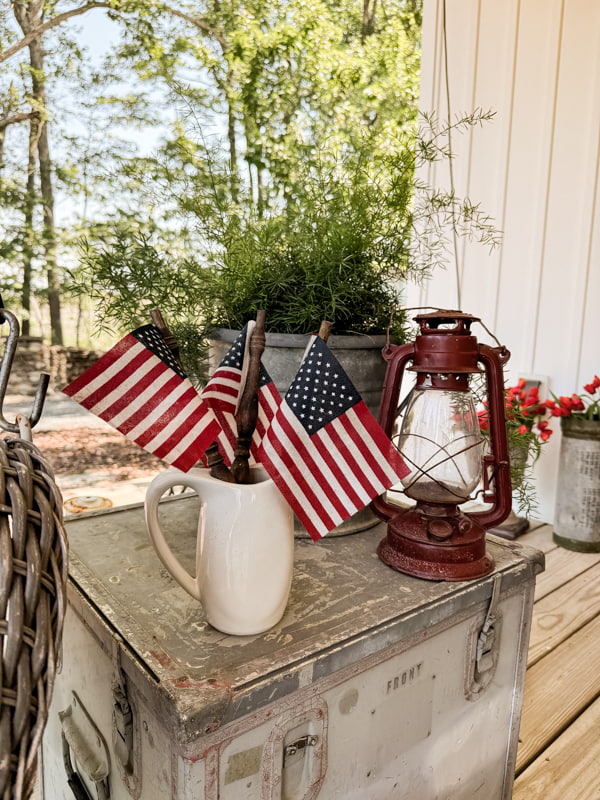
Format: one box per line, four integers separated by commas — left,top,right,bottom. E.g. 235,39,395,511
476,574,501,675
0,304,49,434
466,574,503,701
283,735,319,762
111,639,136,781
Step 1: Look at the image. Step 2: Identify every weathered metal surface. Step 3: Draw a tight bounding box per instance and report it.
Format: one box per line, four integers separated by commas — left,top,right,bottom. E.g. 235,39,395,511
60,496,543,740
554,416,600,551
209,329,389,416
41,495,545,799
64,495,113,514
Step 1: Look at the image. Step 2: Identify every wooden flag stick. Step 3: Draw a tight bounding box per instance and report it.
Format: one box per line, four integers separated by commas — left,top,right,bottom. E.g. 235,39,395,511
150,308,184,371
150,308,234,482
230,310,267,484
318,320,332,342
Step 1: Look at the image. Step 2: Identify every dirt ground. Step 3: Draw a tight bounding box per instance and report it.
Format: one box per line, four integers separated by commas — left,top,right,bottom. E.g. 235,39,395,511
32,427,164,481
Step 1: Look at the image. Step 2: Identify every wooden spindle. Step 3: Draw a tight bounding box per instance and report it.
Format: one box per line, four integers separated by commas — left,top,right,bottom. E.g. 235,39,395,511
205,441,236,483
318,320,332,342
230,310,266,484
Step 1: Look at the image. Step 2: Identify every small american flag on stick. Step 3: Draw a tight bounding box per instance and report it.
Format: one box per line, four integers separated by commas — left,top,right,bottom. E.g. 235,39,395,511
63,325,220,471
257,335,409,541
201,323,281,464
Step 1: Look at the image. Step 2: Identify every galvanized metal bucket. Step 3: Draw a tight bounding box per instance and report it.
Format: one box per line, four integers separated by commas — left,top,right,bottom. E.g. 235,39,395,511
209,329,388,417
209,329,389,537
553,416,600,552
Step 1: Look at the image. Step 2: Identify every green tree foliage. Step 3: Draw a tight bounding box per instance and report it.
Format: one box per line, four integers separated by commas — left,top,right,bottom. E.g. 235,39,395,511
0,0,420,346
67,0,427,359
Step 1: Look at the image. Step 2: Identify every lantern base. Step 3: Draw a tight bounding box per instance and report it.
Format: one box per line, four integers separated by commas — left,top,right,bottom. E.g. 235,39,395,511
377,506,494,581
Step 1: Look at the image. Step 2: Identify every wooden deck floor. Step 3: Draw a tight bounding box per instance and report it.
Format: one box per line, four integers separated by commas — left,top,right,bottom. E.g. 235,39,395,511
511,521,600,799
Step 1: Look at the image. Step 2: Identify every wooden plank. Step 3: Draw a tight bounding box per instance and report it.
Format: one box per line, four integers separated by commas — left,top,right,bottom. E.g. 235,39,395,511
527,563,600,666
518,522,556,554
516,614,600,773
533,547,600,600
513,695,600,799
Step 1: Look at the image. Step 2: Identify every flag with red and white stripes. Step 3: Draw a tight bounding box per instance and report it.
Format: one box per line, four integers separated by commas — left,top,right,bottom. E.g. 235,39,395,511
257,335,409,541
201,323,281,464
63,325,220,472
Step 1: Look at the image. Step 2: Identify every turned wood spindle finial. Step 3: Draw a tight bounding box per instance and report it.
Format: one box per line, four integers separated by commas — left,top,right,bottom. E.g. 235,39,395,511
317,320,332,342
230,311,267,484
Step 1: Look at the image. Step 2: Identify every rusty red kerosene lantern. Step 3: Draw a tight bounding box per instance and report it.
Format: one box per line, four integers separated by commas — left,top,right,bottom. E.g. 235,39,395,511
371,310,513,581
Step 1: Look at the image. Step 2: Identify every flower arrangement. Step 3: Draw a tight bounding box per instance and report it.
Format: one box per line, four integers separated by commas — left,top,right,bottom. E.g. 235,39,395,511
478,379,552,516
544,375,600,420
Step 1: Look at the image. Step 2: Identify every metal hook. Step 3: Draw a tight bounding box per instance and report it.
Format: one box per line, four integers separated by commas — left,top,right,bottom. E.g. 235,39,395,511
0,307,49,434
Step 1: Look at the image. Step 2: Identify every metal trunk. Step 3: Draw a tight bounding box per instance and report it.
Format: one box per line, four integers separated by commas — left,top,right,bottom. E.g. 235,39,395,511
41,498,543,800
553,415,600,551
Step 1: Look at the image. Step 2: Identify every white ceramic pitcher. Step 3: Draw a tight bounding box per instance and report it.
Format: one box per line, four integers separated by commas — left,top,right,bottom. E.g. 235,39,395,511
144,466,294,635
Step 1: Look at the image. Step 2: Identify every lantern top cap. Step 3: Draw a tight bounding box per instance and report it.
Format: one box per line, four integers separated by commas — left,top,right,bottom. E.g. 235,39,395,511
414,310,481,334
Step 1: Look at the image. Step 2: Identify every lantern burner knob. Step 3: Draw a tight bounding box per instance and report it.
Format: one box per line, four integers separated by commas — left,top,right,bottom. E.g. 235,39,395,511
427,519,454,541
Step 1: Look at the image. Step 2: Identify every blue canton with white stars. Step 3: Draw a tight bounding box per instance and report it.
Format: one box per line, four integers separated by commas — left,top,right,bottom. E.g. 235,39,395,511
220,325,272,386
132,325,186,379
287,337,360,434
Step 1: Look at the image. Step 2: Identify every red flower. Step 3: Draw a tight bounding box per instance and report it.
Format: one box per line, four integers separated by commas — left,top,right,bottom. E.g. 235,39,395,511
477,409,489,431
583,375,600,394
569,394,585,412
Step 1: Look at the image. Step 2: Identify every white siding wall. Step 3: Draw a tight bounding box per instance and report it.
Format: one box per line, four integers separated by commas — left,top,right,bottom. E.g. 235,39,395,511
408,0,600,522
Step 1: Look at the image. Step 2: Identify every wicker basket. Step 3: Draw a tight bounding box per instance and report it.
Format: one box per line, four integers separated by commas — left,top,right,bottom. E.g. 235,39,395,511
0,435,68,800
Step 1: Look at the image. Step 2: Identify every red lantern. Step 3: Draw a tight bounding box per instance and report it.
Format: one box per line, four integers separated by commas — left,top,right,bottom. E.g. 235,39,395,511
372,311,512,581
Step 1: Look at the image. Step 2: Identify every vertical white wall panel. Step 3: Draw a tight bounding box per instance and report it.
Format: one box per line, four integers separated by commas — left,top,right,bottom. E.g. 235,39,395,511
459,1,519,326
493,0,564,373
411,0,600,521
533,2,600,389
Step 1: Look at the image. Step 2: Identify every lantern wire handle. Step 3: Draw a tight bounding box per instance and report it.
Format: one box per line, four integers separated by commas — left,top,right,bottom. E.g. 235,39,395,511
473,318,507,352
399,306,509,355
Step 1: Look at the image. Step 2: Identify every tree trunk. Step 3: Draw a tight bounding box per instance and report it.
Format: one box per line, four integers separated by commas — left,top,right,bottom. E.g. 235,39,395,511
30,38,62,344
21,122,37,336
13,0,63,345
225,67,239,204
362,0,378,39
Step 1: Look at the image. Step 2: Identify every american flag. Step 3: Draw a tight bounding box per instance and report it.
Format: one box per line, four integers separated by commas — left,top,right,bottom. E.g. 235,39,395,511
63,325,220,471
201,323,281,464
257,335,409,541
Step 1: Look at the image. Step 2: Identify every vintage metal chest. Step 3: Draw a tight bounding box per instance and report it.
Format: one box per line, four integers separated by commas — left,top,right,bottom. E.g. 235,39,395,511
40,495,543,800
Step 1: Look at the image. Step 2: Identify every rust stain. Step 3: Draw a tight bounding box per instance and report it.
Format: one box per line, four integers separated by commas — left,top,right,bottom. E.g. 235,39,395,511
204,720,221,734
64,495,113,513
174,677,232,692
149,650,175,668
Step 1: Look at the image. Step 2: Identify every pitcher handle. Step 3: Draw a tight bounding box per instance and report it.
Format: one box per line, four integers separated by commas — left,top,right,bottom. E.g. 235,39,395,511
144,470,201,600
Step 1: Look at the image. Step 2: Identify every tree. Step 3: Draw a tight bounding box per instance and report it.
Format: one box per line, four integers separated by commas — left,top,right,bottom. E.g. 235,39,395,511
0,0,423,344
0,0,136,342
